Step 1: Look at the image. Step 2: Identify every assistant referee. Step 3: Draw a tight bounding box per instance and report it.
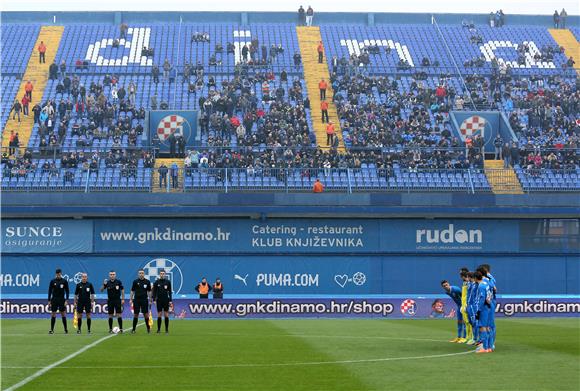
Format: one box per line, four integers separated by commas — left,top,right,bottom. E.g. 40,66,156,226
48,268,69,334
152,269,172,333
74,273,95,334
130,269,152,334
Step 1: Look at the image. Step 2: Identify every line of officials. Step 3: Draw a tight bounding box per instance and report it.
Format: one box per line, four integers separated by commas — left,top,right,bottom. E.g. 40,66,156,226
47,268,224,334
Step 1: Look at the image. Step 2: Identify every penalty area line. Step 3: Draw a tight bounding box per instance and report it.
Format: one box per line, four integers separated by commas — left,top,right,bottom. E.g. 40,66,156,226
4,322,145,391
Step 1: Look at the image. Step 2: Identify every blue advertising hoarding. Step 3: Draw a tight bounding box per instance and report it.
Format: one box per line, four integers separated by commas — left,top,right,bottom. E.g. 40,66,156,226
93,219,519,254
1,297,578,319
2,255,577,296
1,219,93,253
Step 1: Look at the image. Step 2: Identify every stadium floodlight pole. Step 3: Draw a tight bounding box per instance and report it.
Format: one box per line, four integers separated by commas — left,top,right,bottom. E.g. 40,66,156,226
431,15,477,111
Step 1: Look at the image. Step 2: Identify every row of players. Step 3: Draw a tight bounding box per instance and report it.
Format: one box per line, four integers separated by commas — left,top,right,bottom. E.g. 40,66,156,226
442,264,497,354
47,268,223,334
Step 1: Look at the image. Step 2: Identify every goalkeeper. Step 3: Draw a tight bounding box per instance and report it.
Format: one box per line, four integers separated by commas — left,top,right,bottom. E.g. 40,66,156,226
459,269,474,344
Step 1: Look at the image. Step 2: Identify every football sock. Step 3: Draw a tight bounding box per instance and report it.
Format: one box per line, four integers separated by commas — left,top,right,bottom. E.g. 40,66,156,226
108,318,113,330
165,317,169,331
50,317,56,331
87,318,91,331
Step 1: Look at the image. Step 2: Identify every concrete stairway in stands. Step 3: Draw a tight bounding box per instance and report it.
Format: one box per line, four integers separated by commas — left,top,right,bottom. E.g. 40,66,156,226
152,158,184,193
2,26,64,153
548,29,580,75
296,26,344,152
484,160,524,194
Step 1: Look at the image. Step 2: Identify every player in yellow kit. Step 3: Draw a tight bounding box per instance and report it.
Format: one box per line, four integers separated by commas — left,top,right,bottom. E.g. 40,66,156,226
460,269,473,344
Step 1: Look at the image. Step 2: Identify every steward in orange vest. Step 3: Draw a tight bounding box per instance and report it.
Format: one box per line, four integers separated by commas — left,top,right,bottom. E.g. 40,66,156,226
212,278,224,299
195,277,212,299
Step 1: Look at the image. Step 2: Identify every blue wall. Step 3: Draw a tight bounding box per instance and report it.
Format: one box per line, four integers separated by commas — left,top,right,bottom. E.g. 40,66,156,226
1,254,578,296
2,11,578,27
1,217,578,296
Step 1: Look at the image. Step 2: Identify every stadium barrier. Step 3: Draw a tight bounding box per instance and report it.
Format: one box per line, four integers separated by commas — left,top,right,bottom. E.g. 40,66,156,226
3,166,579,193
1,297,579,319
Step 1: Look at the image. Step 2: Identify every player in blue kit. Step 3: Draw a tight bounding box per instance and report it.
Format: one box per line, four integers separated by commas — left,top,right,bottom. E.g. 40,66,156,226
474,271,492,353
478,264,497,350
466,272,479,345
441,280,465,343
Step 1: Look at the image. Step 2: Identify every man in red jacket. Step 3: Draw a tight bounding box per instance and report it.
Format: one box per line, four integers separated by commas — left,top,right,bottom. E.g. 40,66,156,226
21,94,30,116
38,41,47,63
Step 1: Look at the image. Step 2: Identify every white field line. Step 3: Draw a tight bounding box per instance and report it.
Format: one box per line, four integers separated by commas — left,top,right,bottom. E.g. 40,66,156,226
4,322,145,391
2,333,474,371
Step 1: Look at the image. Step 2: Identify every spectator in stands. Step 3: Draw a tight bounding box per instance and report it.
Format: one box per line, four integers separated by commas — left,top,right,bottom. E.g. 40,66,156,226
313,178,324,193
150,94,158,110
168,132,177,157
560,9,567,28
59,60,66,79
32,103,41,124
489,12,495,27
141,46,154,57
21,94,30,117
510,142,520,167
502,143,511,168
120,23,128,39
293,52,302,68
176,134,186,157
151,64,160,84
170,163,179,189
163,59,172,79
128,82,137,105
25,80,33,101
493,135,503,160
11,133,20,157
158,164,168,189
49,61,58,80
553,10,560,29
317,40,324,63
38,41,46,63
183,62,191,84
294,5,304,26
10,100,22,123
306,6,314,26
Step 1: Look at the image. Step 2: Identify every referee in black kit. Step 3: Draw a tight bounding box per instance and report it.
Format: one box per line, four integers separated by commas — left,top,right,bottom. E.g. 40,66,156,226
152,269,172,333
74,273,95,334
48,268,69,334
101,270,125,333
130,269,152,334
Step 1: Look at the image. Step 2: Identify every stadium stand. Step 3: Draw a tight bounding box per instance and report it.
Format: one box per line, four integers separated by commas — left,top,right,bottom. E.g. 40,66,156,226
1,19,578,193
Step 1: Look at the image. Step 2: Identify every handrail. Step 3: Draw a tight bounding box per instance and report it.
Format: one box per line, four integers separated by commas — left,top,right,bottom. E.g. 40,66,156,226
2,166,578,193
431,15,477,110
467,168,475,194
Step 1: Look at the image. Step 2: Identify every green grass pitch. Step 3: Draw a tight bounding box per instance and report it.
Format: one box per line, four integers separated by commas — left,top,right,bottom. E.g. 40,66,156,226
1,318,579,390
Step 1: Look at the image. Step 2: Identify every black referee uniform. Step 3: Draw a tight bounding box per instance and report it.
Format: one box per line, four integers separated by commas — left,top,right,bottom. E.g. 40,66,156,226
74,280,95,333
131,277,152,333
102,278,124,332
48,271,69,334
152,277,172,333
